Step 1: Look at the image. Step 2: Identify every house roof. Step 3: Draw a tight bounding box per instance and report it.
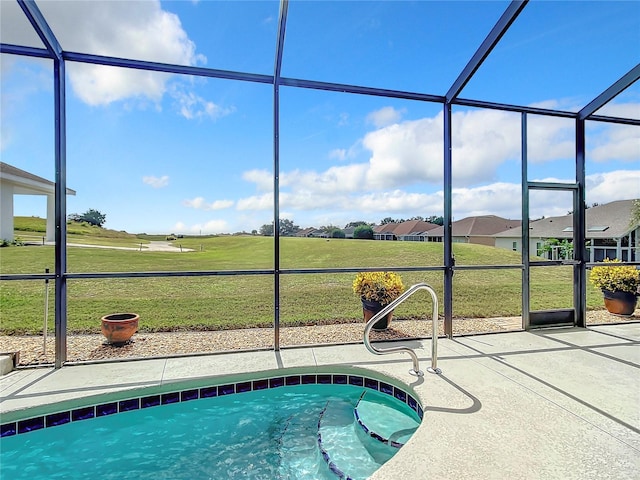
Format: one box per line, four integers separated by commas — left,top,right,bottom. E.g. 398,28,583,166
494,199,638,239
374,223,399,234
296,227,317,236
0,162,76,196
392,220,440,236
429,215,521,238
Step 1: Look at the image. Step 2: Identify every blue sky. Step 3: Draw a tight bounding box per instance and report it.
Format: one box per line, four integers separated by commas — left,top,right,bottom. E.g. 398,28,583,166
1,0,639,235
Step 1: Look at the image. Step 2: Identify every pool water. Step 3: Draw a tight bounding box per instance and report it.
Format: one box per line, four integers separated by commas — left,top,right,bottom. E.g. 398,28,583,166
1,383,420,479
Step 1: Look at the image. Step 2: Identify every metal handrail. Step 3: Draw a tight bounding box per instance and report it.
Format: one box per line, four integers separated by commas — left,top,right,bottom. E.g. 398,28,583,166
363,283,442,377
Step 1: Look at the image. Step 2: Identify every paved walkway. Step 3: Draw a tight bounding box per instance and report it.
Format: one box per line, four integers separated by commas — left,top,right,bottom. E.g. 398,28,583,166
42,240,194,252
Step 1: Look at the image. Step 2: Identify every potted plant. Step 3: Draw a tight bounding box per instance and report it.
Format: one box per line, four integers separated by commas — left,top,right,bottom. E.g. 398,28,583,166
589,259,639,316
353,271,405,330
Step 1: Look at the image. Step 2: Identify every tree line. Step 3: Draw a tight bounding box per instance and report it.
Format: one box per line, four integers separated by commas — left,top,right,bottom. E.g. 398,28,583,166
258,215,444,238
67,208,447,238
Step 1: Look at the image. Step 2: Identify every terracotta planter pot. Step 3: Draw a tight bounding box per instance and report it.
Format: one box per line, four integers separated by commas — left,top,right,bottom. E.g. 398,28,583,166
602,290,638,316
101,313,139,345
361,299,393,330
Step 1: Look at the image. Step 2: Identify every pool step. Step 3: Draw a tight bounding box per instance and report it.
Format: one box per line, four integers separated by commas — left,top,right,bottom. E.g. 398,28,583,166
317,399,393,480
276,410,325,479
354,393,420,448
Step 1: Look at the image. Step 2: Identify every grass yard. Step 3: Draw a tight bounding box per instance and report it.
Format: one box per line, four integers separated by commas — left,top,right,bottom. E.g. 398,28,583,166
0,219,606,335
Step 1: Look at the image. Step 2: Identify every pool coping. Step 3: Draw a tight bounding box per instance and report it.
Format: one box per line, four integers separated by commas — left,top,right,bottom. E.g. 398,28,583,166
1,367,423,434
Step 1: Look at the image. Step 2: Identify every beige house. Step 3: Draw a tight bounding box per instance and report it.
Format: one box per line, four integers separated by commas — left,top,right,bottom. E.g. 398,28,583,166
0,162,76,242
494,199,639,261
373,222,399,241
392,220,440,241
428,215,521,246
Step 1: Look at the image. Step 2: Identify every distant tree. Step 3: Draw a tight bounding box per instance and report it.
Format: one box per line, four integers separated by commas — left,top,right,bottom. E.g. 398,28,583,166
319,224,339,234
541,238,573,260
345,220,371,228
425,215,444,226
409,216,424,221
259,223,274,236
68,209,106,227
353,225,374,239
279,218,300,236
258,219,300,236
251,229,258,236
379,217,396,225
631,199,640,227
329,228,345,238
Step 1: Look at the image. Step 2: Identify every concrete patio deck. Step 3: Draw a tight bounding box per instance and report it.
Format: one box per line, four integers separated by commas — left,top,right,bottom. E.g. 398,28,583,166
1,323,638,479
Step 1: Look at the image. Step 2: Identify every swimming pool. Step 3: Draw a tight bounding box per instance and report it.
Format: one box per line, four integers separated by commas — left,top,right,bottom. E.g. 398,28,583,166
1,371,422,479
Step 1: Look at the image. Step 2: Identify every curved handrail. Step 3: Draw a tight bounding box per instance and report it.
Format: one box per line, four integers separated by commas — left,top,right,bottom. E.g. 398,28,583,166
363,283,442,377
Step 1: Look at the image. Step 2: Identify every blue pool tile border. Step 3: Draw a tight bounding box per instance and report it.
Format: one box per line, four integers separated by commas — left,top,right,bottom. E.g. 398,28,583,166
0,373,423,438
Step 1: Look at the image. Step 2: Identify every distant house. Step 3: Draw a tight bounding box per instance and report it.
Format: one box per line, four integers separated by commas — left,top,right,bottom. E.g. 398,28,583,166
296,226,356,238
494,199,639,261
392,220,440,241
296,227,318,238
373,223,399,240
0,162,76,242
343,226,356,239
428,215,521,246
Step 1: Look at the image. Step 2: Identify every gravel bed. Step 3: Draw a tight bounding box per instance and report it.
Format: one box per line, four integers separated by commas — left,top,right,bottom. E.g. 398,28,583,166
1,309,636,366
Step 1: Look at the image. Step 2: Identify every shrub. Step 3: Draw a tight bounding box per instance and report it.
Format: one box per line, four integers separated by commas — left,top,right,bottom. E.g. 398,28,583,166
354,225,374,239
589,259,639,294
352,271,405,305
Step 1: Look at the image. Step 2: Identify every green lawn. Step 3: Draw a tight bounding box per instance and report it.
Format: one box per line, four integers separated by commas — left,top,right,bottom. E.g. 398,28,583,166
0,219,606,335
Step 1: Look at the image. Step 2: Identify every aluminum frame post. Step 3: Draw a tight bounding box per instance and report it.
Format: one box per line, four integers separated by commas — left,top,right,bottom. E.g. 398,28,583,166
521,113,530,330
19,0,68,368
53,57,68,368
443,103,453,338
574,119,587,327
272,0,288,351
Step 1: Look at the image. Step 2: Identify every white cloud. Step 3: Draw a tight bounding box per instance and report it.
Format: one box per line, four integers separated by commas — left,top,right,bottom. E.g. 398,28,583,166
183,197,234,210
242,169,273,192
68,63,170,106
172,88,236,120
235,169,637,223
180,219,229,235
142,175,169,188
585,170,640,204
297,106,636,198
6,0,228,118
280,164,369,194
588,121,640,162
329,149,347,161
451,109,521,179
354,190,442,213
366,106,404,128
526,115,575,162
37,1,205,106
235,104,638,224
363,118,440,188
236,193,273,211
173,221,186,232
595,102,640,120
362,108,522,189
451,183,522,218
